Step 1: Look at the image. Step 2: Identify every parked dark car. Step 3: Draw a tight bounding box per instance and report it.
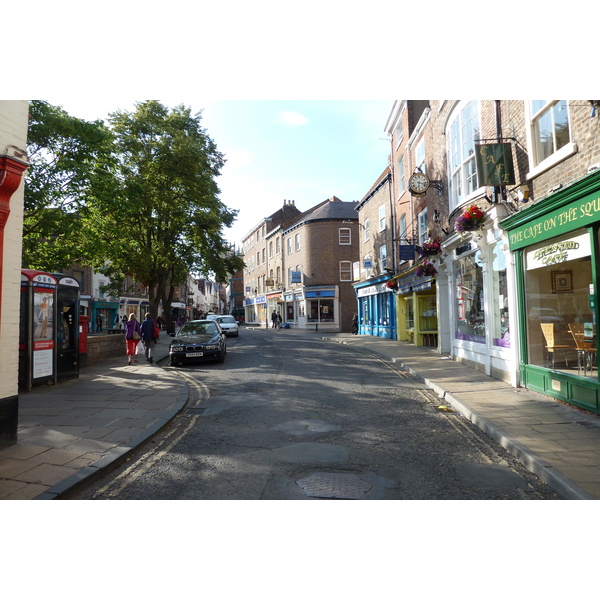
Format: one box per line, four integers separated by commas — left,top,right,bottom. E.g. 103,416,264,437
169,320,226,366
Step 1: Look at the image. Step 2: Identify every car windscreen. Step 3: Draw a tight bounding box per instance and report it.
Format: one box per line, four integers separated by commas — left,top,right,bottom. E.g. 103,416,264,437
179,323,218,336
217,317,235,323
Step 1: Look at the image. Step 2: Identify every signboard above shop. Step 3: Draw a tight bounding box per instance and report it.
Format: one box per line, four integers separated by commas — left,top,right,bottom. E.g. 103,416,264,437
475,142,516,186
526,230,591,270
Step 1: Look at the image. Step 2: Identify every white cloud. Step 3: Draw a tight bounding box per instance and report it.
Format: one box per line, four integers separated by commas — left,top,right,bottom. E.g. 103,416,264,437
277,111,309,126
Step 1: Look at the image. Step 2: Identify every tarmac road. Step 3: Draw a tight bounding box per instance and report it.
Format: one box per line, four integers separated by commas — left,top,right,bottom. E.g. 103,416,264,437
71,328,558,500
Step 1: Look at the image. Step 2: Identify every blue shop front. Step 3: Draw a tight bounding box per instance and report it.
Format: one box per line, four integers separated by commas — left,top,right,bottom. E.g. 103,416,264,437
354,275,397,339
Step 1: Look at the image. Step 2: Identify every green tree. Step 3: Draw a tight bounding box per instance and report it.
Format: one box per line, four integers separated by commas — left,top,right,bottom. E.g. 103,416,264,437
88,101,244,330
23,100,118,270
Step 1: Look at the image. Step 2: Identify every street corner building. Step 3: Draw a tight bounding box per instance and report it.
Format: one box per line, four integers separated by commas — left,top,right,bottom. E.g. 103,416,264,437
0,101,29,445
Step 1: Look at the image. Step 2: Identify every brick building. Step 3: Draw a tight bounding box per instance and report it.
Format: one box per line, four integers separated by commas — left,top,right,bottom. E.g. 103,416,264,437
353,167,397,337
242,199,302,326
280,196,359,332
381,100,600,413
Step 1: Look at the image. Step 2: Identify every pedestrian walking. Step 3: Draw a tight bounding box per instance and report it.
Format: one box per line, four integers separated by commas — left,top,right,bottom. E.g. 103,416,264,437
125,313,141,365
96,314,103,333
271,310,277,328
276,312,282,330
140,312,159,363
352,312,358,335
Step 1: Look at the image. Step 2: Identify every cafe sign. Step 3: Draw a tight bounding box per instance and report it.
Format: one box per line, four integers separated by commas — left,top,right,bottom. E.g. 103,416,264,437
475,143,515,186
526,231,590,270
507,194,600,251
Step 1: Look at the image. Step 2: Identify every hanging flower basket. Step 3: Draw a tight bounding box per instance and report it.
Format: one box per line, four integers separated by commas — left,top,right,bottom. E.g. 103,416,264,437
415,261,438,278
386,279,398,291
455,205,485,234
416,237,442,259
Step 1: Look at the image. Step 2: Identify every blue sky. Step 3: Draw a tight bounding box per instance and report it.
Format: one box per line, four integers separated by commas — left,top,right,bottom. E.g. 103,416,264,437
51,99,394,247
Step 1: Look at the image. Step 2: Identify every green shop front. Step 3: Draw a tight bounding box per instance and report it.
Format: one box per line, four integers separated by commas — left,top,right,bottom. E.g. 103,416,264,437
502,170,600,413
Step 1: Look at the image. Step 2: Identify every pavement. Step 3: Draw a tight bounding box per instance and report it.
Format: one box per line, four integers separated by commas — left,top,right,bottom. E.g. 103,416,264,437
2,327,600,500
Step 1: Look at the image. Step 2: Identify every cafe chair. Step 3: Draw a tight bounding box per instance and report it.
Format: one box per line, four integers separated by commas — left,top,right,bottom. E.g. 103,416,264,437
540,322,572,369
569,323,597,376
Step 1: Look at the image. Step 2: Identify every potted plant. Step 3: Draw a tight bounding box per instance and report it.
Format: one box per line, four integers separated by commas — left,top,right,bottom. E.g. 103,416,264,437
455,205,485,234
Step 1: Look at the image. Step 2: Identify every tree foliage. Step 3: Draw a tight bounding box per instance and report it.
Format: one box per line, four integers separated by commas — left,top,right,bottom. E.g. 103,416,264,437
23,100,244,326
84,101,245,322
23,100,117,270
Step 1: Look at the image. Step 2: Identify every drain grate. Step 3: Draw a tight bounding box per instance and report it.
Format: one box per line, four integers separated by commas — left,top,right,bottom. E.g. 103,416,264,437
185,406,209,415
296,472,373,500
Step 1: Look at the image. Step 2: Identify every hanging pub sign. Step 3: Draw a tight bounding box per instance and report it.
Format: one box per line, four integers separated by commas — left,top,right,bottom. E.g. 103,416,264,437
474,142,515,186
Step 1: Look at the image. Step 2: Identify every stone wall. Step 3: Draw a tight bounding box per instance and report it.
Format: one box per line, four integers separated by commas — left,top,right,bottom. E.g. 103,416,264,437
82,334,126,366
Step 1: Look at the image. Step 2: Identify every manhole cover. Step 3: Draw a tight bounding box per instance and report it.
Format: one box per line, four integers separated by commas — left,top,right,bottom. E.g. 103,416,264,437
296,472,373,499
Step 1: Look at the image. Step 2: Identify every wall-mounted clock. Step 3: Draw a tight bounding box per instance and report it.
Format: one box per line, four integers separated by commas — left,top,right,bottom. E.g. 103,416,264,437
408,172,430,195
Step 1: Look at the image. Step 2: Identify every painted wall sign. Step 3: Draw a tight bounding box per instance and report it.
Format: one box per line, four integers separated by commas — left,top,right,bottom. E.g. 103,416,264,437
475,143,516,186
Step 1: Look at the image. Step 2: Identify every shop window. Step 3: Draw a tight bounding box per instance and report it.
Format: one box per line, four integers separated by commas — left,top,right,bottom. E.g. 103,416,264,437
308,298,334,322
447,100,481,211
490,241,510,348
524,229,594,377
454,251,485,343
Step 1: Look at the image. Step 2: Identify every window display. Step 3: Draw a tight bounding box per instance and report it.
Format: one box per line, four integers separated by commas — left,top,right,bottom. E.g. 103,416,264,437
454,251,485,343
491,241,510,348
524,229,595,377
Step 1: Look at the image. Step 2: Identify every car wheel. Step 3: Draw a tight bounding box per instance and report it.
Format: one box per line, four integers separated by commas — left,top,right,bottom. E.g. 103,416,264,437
169,356,178,367
217,349,226,364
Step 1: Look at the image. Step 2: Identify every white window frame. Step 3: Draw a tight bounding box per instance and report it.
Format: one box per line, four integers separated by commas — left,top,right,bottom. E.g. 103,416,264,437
398,213,408,244
364,218,370,242
276,237,281,255
339,227,351,245
340,261,352,281
418,208,428,245
287,238,292,254
378,204,386,232
379,244,387,269
446,100,482,212
525,100,577,179
415,138,426,174
269,241,273,258
295,233,300,251
397,154,406,197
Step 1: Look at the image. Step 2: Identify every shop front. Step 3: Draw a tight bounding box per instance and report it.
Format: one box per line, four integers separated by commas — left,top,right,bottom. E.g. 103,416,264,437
501,170,600,413
394,268,437,346
245,295,267,327
267,292,282,326
295,286,339,331
354,275,397,339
